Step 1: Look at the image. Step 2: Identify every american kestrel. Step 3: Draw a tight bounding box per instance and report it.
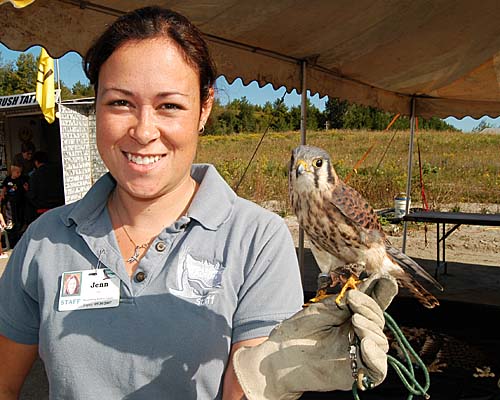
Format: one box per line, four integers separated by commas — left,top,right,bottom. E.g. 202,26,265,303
289,145,443,308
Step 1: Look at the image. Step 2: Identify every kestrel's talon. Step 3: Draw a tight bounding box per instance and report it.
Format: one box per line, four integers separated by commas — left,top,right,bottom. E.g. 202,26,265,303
303,288,332,307
335,275,362,305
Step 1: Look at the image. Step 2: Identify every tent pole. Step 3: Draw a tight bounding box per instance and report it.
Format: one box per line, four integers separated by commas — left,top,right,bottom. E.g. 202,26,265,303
300,60,307,145
402,97,416,253
55,58,62,105
298,60,307,278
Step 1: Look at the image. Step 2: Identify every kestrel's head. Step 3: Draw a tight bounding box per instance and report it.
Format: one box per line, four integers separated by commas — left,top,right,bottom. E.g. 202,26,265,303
289,145,337,193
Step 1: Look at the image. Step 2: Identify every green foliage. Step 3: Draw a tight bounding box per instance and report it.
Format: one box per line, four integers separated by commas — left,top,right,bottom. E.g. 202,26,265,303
0,52,37,95
59,81,94,100
70,81,94,98
204,95,457,136
325,97,348,129
324,97,457,132
378,215,391,227
270,98,291,132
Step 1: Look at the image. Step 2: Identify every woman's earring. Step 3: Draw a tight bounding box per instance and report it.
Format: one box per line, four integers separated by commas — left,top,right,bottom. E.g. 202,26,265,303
199,125,205,133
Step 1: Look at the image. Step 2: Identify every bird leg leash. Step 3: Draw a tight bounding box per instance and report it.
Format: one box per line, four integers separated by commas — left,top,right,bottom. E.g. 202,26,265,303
349,312,430,400
315,272,431,399
350,311,431,399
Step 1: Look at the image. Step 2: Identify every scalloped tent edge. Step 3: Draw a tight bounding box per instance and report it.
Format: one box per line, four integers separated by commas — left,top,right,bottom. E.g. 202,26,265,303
0,0,499,119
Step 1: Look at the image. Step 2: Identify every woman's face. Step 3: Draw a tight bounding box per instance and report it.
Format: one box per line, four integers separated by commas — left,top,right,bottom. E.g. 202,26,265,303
95,38,213,200
67,276,77,294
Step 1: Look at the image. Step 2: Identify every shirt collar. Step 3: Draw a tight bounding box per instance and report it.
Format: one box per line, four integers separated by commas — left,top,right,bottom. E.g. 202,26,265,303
62,164,236,232
62,172,115,228
188,164,236,231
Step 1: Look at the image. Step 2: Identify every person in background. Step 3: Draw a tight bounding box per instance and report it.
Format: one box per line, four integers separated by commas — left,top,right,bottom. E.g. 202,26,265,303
0,163,27,247
0,6,396,400
0,210,8,259
12,141,35,177
25,150,65,223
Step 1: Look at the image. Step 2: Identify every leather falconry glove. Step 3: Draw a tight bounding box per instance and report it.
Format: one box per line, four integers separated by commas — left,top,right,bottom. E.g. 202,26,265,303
233,273,398,400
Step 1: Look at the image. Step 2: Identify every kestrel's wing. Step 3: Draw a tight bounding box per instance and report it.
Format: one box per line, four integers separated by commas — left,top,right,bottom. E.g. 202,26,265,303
386,245,444,291
331,179,443,292
329,180,383,234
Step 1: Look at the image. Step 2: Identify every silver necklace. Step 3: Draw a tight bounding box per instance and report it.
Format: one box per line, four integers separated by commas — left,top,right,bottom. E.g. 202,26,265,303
114,196,152,263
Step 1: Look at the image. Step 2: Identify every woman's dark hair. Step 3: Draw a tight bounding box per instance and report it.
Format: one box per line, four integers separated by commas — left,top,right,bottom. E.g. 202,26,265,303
83,6,216,106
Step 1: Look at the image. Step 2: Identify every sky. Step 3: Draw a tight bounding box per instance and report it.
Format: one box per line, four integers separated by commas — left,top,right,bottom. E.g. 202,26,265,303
1,43,499,132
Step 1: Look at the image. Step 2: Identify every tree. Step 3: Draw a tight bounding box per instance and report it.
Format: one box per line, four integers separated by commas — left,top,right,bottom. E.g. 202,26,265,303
0,60,16,95
0,53,37,95
15,53,37,93
71,81,94,98
206,98,228,135
289,99,323,131
307,101,324,130
0,53,36,95
59,82,73,100
343,103,373,129
235,96,257,133
324,97,348,129
270,98,290,131
56,81,95,101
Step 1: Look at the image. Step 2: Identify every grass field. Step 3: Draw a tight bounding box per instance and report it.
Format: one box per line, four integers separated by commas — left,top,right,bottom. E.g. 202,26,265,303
195,129,500,216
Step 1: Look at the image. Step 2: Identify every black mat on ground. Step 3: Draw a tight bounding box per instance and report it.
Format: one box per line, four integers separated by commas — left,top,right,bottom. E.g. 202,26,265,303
301,294,500,400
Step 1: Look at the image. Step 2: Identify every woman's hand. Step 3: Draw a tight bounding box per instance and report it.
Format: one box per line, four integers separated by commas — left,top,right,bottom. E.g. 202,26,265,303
232,274,398,400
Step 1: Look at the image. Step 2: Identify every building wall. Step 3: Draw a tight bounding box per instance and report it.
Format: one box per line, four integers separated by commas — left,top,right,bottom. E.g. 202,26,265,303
59,103,107,204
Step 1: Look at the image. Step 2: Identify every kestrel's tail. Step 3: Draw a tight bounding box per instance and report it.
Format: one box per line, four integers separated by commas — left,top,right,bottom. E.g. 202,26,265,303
397,275,440,309
386,244,444,291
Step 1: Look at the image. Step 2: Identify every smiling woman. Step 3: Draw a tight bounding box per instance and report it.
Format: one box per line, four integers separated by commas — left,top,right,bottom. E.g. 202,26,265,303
95,38,206,208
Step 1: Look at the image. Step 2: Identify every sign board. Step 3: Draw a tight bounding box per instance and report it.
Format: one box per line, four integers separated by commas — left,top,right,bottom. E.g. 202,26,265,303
0,92,38,109
0,90,61,110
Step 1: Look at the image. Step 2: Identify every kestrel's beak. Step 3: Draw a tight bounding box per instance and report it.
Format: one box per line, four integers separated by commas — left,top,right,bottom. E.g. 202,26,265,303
295,159,309,178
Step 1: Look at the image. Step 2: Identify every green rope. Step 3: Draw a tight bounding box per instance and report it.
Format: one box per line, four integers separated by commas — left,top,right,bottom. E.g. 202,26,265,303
351,311,431,400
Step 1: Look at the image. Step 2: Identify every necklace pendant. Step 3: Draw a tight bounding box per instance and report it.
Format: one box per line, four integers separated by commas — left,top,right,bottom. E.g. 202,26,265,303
127,246,141,263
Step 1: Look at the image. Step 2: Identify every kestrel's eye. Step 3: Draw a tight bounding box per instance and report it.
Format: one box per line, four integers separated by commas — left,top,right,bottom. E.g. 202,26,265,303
313,158,323,168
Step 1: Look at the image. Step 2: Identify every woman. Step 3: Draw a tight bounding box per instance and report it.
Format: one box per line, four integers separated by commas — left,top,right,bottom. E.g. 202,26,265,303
62,273,81,296
0,6,304,399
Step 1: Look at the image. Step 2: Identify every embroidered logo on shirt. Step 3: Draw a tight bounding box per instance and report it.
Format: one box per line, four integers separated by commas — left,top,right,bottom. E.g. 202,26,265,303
168,247,225,305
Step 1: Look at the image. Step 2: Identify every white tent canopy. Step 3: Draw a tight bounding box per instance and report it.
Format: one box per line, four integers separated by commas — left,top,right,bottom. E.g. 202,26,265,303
1,0,500,119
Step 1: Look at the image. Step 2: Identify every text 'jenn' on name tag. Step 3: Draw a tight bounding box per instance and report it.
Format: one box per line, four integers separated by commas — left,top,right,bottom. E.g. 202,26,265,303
58,268,120,311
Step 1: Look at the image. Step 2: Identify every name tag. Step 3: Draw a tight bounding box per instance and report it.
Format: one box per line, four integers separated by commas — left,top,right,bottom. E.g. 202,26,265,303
58,269,120,311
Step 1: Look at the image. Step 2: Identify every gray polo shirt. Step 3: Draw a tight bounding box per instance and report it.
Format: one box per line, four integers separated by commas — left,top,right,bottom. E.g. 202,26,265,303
0,164,303,399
